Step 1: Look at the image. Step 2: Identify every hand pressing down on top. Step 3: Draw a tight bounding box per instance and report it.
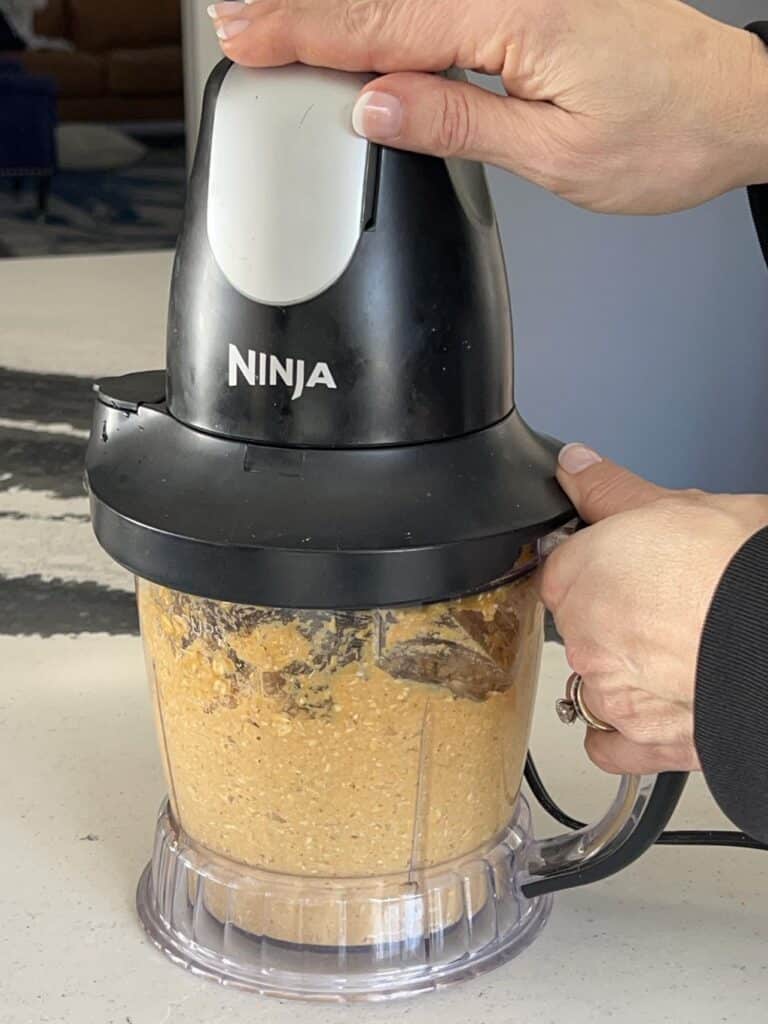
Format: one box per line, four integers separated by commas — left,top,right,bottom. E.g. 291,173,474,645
207,0,768,215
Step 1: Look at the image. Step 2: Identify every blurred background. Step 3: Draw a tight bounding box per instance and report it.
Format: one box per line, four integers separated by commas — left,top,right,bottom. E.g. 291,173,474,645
1,0,766,492
0,0,186,254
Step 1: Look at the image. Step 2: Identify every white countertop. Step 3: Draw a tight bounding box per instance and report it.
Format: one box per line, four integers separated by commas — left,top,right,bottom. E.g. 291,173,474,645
1,253,766,1024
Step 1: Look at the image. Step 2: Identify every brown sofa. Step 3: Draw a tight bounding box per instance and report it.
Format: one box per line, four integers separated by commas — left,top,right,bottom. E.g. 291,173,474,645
1,0,183,122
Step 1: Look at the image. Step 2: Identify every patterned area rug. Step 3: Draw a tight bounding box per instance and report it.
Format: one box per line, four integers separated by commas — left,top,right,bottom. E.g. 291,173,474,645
0,365,139,635
0,134,186,258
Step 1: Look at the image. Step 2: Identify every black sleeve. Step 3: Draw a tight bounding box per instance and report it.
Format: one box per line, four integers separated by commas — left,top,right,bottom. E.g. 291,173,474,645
749,183,768,266
747,22,768,265
693,22,768,842
695,529,768,843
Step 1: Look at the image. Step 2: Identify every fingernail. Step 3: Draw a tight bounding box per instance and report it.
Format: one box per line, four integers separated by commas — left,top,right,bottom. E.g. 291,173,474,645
352,91,403,140
558,443,603,474
207,2,246,17
216,18,250,38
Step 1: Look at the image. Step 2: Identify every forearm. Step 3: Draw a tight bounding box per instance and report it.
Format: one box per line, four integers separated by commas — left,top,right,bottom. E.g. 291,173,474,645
690,20,768,200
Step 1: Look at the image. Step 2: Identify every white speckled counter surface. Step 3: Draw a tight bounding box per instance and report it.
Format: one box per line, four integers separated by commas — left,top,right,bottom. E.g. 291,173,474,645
1,254,766,1024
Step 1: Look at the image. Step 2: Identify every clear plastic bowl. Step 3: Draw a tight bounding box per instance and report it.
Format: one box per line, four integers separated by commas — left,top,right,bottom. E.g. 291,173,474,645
135,572,548,1000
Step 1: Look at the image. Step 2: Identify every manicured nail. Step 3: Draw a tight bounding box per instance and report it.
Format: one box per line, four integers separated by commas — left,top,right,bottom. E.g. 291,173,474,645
558,443,603,474
352,91,403,140
207,2,246,17
216,18,250,39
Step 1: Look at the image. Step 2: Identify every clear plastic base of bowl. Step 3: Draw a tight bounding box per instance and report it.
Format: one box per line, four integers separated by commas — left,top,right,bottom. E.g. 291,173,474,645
136,797,551,1003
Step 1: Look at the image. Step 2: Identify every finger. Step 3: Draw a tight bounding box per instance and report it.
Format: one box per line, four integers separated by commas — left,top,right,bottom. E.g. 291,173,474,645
209,0,471,74
556,443,669,524
351,73,561,167
534,531,586,614
584,729,700,775
208,0,293,63
579,677,693,747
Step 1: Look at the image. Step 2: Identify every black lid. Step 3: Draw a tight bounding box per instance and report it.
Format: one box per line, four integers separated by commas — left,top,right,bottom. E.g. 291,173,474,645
87,374,570,608
85,61,573,609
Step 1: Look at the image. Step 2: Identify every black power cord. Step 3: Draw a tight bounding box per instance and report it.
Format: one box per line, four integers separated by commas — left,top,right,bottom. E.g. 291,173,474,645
524,753,768,852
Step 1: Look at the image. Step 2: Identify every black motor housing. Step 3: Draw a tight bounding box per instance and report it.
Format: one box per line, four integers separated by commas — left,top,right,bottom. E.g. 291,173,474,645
167,60,514,448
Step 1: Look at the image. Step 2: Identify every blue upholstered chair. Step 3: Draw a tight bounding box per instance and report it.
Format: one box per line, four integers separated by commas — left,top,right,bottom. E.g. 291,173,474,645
0,60,57,213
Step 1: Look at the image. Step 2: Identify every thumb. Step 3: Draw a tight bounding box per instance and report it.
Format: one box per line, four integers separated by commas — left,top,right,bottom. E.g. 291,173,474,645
352,72,554,168
557,443,669,524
